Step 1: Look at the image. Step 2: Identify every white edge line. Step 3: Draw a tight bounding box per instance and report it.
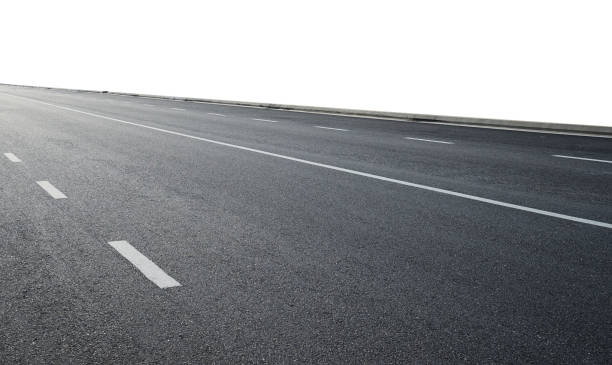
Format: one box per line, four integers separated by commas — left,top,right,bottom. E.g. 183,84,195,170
4,152,22,162
553,155,612,164
314,126,349,131
108,241,181,289
36,181,67,199
405,137,454,144
8,95,612,230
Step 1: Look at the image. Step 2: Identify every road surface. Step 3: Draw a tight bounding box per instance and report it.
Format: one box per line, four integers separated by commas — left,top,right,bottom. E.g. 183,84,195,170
0,85,610,363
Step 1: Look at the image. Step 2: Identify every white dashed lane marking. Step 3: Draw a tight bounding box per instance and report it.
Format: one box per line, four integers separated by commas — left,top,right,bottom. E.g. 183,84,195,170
253,118,279,123
553,155,612,164
314,126,349,131
108,240,181,289
404,137,454,144
4,153,22,162
36,181,67,199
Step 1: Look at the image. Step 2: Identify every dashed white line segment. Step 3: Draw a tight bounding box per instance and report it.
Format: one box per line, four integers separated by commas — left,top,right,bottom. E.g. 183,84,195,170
314,126,349,131
36,181,67,199
208,113,225,117
404,137,454,144
108,241,181,289
553,155,612,164
4,153,22,162
171,107,185,111
253,118,279,123
7,95,612,230
421,121,612,138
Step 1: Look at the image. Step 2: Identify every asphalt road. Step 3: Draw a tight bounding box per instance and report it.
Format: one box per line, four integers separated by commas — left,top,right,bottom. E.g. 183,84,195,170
0,85,611,364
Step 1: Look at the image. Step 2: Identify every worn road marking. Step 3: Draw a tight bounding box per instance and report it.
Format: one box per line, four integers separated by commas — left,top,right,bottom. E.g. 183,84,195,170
553,155,612,164
36,181,67,199
10,96,612,230
171,107,185,111
108,241,181,289
404,137,454,144
4,153,22,162
314,126,349,131
207,112,225,117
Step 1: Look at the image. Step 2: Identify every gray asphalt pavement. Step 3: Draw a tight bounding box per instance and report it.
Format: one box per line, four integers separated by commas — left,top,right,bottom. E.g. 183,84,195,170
0,85,611,364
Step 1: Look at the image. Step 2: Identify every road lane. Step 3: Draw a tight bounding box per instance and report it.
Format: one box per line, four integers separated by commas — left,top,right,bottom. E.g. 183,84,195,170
8,95,612,228
0,152,207,363
0,85,611,363
2,88,611,224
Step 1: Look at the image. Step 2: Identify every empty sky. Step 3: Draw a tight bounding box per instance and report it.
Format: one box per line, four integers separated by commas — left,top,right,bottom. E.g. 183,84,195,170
1,1,610,126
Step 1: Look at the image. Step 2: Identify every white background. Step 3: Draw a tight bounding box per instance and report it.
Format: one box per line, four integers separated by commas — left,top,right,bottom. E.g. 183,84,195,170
1,0,610,126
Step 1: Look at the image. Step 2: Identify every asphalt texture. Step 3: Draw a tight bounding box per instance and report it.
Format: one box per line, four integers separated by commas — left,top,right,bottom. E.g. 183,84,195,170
0,85,611,364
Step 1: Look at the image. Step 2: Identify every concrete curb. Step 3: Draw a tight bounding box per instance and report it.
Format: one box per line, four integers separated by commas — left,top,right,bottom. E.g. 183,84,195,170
3,83,611,136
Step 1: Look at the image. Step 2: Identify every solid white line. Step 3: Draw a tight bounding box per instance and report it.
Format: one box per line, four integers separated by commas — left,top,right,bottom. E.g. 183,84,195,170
405,137,454,144
108,241,181,289
171,107,185,111
36,181,67,199
314,126,349,131
207,112,225,117
7,96,612,230
553,155,612,164
253,118,279,123
4,152,22,162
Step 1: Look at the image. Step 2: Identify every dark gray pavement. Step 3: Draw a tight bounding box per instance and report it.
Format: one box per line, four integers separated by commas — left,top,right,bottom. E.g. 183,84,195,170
0,85,610,363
